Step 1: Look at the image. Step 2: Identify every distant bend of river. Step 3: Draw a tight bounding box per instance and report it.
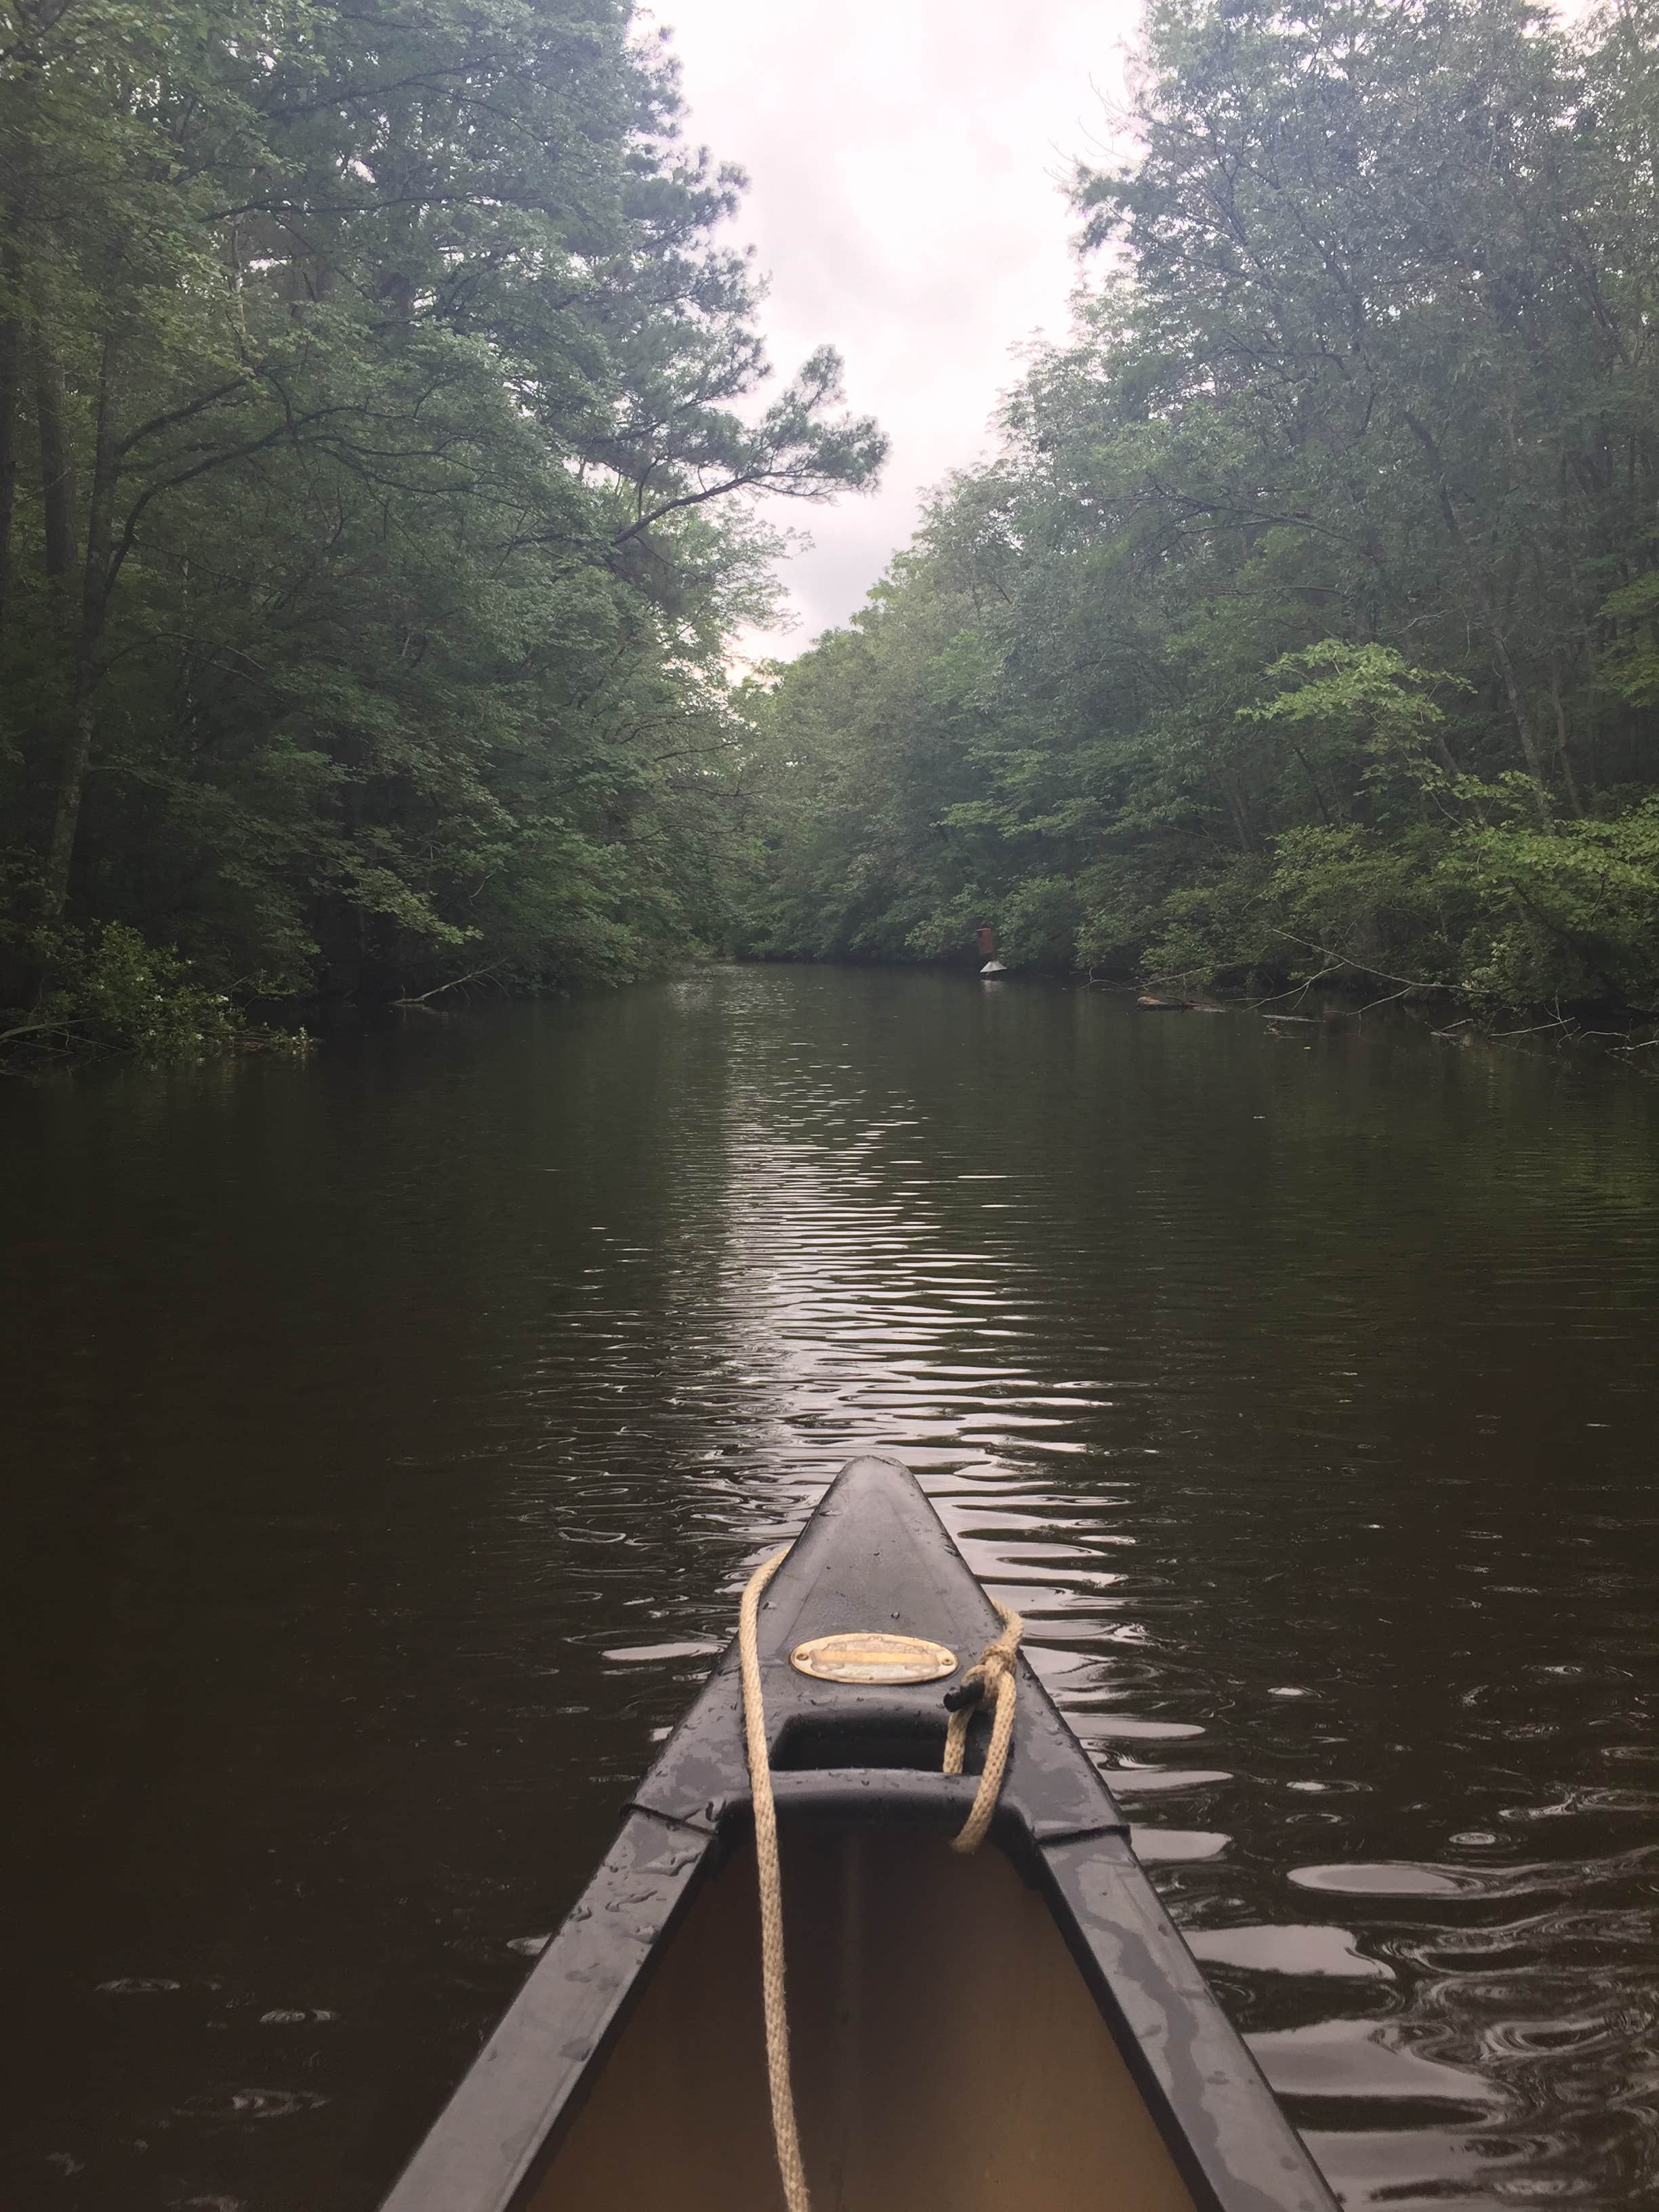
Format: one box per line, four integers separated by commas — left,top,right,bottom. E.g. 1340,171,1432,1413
3,965,1658,2211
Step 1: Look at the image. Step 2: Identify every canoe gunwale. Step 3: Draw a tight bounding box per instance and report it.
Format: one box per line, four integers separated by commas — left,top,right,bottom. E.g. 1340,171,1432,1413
378,1458,1340,2212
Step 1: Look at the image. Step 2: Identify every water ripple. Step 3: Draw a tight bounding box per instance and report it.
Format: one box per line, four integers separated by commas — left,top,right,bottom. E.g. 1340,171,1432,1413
4,965,1658,2209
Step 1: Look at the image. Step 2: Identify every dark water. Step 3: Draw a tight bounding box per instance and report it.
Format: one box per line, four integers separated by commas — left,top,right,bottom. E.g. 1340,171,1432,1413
4,966,1658,2211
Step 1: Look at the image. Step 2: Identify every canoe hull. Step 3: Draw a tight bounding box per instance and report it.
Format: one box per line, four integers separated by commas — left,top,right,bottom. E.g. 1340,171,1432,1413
543,1828,1200,2211
381,1458,1338,2212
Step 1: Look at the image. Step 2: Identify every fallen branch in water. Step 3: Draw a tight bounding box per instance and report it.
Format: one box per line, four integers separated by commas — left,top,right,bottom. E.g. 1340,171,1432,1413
0,1014,95,1060
0,1017,75,1046
1484,1009,1576,1040
1266,931,1435,994
1250,965,1341,1012
391,962,503,1008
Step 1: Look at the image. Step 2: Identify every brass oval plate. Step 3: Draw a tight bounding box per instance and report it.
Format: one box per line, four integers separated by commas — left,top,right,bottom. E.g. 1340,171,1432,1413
789,1631,958,1685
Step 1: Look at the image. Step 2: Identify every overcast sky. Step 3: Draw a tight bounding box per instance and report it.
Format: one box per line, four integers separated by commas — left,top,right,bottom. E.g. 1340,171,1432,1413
652,0,1143,657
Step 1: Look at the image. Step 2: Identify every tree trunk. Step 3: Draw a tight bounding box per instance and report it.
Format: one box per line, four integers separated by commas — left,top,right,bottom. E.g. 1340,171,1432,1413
0,302,17,636
1405,413,1553,830
42,337,118,921
1293,745,1333,823
0,238,19,635
1548,666,1584,819
1439,484,1553,825
42,670,96,922
35,336,77,579
1216,772,1255,853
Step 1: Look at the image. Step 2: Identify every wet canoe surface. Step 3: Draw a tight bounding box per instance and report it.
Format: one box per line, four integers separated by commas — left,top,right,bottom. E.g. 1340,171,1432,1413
383,1456,1340,2211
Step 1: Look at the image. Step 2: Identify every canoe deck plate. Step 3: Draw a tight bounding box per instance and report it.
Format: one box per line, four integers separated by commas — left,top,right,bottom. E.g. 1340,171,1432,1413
789,1631,958,1685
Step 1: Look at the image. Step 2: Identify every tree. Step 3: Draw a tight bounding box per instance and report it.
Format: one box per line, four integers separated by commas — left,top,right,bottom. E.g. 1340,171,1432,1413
0,0,884,1016
740,0,1659,1017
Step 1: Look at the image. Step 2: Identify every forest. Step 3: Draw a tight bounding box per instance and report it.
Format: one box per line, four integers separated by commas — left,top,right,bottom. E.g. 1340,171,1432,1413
6,0,1659,1050
0,0,880,1048
739,0,1659,1021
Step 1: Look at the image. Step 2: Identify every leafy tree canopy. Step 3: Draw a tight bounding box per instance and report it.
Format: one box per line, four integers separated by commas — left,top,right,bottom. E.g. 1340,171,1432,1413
737,0,1659,1021
0,0,884,1029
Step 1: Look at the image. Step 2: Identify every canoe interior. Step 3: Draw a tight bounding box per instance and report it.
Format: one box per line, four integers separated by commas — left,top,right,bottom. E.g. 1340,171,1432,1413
535,1825,1198,2212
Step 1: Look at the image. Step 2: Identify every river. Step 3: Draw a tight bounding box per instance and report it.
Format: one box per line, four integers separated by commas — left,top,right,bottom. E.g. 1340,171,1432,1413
3,964,1657,2210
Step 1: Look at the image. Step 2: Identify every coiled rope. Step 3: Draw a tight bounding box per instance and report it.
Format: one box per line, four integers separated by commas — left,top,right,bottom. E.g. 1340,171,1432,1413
737,1547,1024,2212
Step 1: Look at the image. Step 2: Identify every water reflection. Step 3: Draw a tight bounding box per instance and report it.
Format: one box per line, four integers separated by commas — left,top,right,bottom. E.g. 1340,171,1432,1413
2,965,1657,2209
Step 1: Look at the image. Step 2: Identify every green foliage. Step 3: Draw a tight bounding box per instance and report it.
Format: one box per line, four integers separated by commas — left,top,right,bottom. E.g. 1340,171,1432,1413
1453,803,1659,1010
738,0,1659,1018
1599,575,1659,708
1242,647,1471,811
19,920,245,1053
1140,859,1275,993
0,0,882,1040
993,877,1085,971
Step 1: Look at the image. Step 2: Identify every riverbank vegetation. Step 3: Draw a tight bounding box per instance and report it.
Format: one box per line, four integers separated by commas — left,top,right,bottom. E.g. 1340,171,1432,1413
0,0,882,1050
737,0,1659,1021
11,0,1659,1058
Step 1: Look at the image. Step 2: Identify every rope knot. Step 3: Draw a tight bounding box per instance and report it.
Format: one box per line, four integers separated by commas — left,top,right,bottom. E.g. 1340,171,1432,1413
940,1600,1023,1855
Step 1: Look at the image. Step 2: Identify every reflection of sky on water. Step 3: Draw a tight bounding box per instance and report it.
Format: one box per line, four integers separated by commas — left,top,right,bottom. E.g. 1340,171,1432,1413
653,970,1659,2209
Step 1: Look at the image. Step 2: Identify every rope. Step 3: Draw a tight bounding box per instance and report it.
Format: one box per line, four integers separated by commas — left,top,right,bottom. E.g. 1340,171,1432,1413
941,1597,1023,1854
737,1553,1023,2209
739,1546,812,2212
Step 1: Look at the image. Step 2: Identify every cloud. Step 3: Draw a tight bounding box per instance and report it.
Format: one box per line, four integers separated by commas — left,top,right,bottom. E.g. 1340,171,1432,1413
653,0,1141,656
